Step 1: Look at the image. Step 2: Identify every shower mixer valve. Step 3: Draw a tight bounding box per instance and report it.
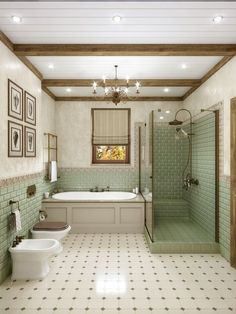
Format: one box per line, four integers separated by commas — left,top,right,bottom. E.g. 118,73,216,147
183,173,199,190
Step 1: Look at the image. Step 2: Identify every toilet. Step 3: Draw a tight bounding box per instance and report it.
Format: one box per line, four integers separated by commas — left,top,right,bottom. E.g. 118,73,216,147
9,239,60,280
31,221,71,254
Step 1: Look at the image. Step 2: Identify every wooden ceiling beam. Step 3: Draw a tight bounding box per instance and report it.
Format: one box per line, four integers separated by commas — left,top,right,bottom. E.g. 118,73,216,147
0,32,43,81
54,96,182,102
42,86,56,100
18,56,43,81
42,79,200,88
0,31,14,52
14,44,236,57
182,56,233,100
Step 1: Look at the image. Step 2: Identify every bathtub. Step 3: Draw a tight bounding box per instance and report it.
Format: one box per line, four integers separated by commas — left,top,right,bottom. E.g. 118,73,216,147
52,191,137,201
43,191,144,233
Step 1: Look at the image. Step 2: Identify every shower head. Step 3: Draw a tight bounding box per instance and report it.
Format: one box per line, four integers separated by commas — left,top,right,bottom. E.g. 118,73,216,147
175,127,189,139
168,119,183,126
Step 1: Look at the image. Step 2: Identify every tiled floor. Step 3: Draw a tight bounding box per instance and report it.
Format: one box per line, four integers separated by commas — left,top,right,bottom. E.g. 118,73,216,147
154,219,214,242
0,233,236,314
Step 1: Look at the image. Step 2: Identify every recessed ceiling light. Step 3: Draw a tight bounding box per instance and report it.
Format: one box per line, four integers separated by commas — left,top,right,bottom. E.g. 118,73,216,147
160,116,164,120
48,64,54,69
165,110,170,114
213,15,223,24
66,88,71,93
11,15,22,24
181,64,187,69
164,88,169,93
112,15,122,23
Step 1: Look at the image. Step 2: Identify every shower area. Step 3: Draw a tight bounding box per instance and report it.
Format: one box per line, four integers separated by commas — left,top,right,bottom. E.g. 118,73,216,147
141,108,220,253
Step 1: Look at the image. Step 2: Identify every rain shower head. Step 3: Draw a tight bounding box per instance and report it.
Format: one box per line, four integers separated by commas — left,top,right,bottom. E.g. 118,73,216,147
168,119,183,126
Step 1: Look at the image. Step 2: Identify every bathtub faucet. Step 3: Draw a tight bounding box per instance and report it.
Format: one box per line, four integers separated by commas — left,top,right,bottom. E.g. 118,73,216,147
90,186,105,192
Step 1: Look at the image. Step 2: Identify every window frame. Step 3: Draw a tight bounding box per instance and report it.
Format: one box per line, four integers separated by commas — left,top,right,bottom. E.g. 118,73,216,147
91,108,131,165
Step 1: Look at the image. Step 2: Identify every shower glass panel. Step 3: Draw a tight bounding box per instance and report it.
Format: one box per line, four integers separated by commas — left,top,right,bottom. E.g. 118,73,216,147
141,113,154,241
152,109,217,244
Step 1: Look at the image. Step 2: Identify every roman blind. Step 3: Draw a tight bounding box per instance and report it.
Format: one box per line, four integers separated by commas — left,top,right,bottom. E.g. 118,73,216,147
92,109,130,145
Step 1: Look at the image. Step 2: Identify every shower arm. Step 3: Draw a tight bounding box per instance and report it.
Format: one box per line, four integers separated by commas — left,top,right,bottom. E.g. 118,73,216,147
174,109,193,178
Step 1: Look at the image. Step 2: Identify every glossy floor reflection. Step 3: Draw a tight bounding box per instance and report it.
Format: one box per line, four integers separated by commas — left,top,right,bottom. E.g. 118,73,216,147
0,233,236,313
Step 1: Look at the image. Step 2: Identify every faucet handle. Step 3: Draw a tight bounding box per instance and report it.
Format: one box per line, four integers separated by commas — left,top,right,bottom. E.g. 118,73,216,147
18,236,24,242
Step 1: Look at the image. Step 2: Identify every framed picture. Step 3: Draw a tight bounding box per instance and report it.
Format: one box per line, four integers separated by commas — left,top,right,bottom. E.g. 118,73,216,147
8,79,23,121
25,126,36,157
25,91,36,125
8,121,23,157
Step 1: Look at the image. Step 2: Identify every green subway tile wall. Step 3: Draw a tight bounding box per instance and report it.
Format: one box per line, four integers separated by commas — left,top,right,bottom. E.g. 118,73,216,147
0,174,55,284
219,179,231,260
154,199,189,219
153,124,187,200
183,114,216,241
57,168,139,192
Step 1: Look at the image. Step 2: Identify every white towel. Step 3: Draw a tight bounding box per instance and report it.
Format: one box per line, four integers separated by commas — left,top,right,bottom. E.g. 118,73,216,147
14,210,22,232
50,160,57,182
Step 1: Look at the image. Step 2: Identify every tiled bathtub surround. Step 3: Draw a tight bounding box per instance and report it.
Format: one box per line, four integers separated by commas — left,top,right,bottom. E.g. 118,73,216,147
0,172,55,284
57,167,138,192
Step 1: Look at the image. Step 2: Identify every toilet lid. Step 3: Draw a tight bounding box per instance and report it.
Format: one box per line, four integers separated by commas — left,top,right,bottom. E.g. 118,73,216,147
33,221,69,231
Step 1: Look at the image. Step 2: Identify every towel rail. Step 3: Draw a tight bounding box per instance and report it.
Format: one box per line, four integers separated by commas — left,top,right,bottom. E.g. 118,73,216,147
44,133,58,180
9,200,20,213
44,133,58,163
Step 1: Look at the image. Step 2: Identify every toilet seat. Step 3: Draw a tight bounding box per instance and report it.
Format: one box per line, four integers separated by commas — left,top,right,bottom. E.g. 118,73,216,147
31,222,71,254
33,221,69,231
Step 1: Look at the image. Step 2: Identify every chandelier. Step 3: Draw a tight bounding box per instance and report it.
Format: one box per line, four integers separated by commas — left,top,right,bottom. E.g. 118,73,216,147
92,65,141,106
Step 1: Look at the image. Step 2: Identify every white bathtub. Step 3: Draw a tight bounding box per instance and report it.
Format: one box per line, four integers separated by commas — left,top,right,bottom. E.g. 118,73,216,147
52,191,137,201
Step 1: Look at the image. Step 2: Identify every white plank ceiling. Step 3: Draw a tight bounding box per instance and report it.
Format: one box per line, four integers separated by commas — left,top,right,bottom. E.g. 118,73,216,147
0,2,236,44
28,56,222,79
0,1,235,98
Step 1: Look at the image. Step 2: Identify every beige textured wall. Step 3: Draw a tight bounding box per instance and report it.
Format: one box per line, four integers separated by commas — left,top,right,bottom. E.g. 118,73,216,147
0,42,56,179
55,101,182,168
183,56,236,177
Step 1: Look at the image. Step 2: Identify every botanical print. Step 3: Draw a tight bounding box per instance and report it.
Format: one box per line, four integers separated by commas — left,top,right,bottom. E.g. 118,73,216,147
25,91,36,125
8,80,23,121
25,126,36,157
8,121,23,157
12,89,20,113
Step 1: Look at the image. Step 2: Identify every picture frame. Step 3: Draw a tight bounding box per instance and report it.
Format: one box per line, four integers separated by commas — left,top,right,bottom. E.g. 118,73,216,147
25,126,36,157
8,120,23,157
8,79,23,121
25,91,36,125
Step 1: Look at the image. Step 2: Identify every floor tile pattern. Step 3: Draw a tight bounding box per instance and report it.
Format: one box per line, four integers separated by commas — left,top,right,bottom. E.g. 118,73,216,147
0,234,236,314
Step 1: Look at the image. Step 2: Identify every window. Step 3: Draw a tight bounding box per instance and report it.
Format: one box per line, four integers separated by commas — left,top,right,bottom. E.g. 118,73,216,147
92,109,130,164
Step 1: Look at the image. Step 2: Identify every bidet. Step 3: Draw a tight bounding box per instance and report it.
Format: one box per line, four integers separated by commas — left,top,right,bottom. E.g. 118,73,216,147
9,239,60,280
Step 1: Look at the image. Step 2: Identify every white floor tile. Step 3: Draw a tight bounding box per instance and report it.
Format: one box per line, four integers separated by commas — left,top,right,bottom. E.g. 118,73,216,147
0,233,236,313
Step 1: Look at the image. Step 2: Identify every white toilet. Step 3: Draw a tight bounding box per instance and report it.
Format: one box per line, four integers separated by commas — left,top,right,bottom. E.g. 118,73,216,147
9,239,60,280
31,222,71,254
